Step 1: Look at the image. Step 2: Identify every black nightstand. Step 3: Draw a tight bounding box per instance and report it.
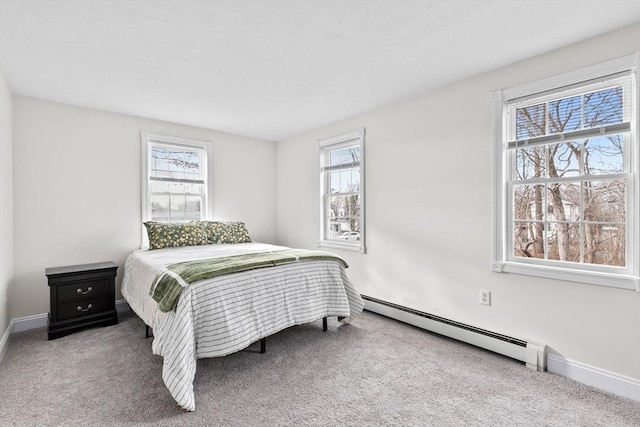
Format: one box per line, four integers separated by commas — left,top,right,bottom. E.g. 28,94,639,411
46,261,118,340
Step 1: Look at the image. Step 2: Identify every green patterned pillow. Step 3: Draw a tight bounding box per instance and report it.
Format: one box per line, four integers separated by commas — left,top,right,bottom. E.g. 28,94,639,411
202,221,252,244
144,221,208,250
201,221,222,243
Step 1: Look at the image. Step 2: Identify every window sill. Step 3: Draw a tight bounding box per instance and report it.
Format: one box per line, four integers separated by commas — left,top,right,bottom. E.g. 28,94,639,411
492,261,639,291
318,240,366,254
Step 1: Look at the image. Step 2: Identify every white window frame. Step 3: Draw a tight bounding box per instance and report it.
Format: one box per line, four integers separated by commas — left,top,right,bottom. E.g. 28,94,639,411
318,128,366,253
140,132,213,247
492,54,639,291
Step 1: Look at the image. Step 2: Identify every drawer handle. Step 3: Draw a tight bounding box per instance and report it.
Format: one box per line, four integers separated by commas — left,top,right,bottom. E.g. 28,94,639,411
76,304,93,312
76,286,93,295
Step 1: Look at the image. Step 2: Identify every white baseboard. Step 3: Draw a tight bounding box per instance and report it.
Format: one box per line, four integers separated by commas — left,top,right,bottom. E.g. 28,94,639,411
12,312,48,333
547,353,640,402
8,300,130,335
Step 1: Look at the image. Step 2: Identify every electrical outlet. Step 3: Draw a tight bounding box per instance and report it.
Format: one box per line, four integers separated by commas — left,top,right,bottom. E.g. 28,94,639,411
480,290,491,306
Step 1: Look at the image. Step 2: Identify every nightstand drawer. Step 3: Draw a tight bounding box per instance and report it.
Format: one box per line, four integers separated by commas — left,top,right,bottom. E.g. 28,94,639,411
56,279,110,302
57,297,111,321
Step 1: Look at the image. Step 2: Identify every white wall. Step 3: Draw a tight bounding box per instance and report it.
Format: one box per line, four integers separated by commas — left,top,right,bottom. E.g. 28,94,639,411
11,97,277,319
0,68,12,340
277,24,640,379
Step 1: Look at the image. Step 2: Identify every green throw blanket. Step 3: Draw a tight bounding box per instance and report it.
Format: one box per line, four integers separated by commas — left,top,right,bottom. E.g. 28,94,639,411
150,249,349,312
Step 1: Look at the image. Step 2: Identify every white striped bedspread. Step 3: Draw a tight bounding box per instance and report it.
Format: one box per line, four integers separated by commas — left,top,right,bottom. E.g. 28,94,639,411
121,242,364,411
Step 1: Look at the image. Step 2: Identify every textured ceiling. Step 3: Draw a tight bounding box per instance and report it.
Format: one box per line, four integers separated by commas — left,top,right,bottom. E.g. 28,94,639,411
1,1,639,141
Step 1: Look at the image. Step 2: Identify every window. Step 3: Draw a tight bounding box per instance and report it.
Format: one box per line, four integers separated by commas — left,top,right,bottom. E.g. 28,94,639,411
319,129,365,253
141,132,212,223
492,55,639,290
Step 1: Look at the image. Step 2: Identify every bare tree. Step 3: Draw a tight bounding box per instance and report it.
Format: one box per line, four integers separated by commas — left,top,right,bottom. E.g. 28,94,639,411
513,86,625,266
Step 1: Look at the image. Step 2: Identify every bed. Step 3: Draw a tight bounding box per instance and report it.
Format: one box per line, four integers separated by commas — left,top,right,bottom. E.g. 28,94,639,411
121,221,364,411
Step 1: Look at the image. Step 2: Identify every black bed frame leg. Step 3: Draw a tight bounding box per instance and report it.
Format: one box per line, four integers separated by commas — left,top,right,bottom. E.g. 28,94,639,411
323,317,328,332
146,325,153,338
260,337,266,354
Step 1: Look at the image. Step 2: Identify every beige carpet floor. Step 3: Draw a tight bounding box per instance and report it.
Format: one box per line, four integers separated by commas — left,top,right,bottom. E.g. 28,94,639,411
0,310,638,426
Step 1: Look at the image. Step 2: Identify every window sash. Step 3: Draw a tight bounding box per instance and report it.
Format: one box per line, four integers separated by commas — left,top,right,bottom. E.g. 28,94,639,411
507,123,630,149
506,74,632,148
506,175,631,269
149,176,205,184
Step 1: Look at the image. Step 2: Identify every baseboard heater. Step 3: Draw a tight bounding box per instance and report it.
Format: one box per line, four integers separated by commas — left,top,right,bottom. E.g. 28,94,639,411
362,295,546,371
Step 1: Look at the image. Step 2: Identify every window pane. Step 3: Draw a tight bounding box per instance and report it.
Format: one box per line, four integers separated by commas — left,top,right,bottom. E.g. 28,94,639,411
326,220,343,240
330,217,360,240
330,171,340,193
327,194,361,239
584,86,624,128
185,195,202,220
340,170,350,193
330,168,360,193
151,145,202,181
513,221,545,259
347,194,360,218
342,169,355,192
548,142,581,178
583,223,625,266
329,194,361,217
547,183,581,221
150,195,169,221
584,135,624,175
515,146,545,180
328,195,347,218
516,103,546,140
151,152,171,179
513,184,544,220
184,183,202,195
548,95,581,134
169,194,186,221
330,146,360,167
547,222,580,262
168,182,185,194
150,181,169,193
337,224,360,240
351,169,361,191
583,179,626,223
